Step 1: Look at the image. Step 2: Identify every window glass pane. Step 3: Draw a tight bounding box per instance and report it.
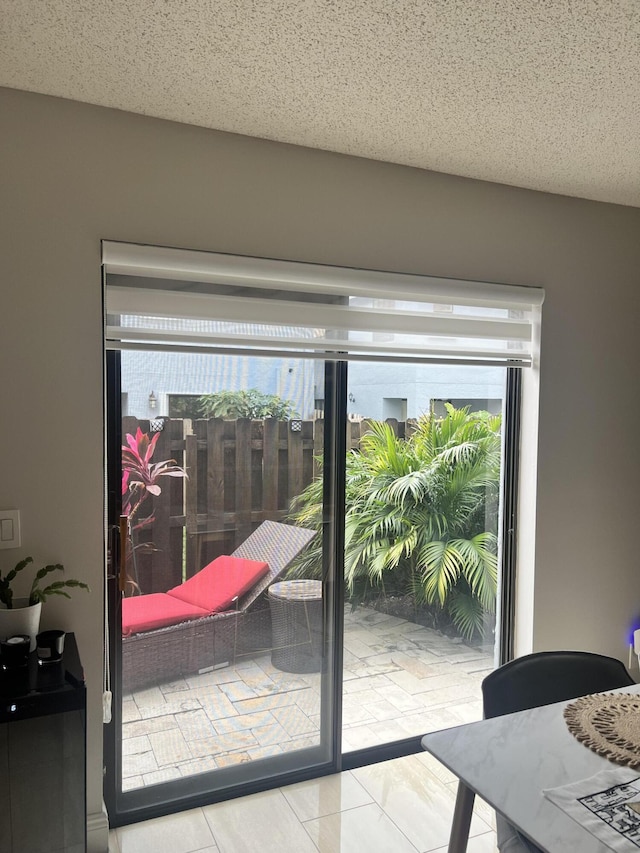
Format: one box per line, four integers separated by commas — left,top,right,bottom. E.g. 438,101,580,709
118,350,334,795
338,362,504,749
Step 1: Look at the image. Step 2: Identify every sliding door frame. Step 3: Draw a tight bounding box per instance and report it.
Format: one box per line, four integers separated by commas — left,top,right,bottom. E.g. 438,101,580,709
342,366,521,772
497,367,521,666
104,354,521,824
103,350,124,823
104,354,346,827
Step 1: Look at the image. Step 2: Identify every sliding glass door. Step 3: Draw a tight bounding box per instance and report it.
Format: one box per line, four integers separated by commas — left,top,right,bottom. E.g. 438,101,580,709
103,240,542,825
335,363,506,754
105,351,342,824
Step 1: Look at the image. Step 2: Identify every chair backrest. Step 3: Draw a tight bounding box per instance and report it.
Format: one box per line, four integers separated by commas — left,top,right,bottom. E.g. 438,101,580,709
231,520,317,610
482,650,635,719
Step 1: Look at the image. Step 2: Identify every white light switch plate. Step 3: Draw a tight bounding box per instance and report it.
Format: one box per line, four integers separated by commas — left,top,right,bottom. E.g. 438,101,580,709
0,510,21,549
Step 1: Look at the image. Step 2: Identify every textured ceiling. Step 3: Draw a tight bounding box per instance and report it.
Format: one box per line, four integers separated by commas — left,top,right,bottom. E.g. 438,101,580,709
2,0,640,206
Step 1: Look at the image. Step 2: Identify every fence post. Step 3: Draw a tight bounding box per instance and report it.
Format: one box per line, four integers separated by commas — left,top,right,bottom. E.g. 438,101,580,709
263,417,280,520
313,418,324,481
287,419,303,511
206,417,225,527
347,419,359,451
235,418,252,545
185,431,198,577
302,419,314,492
149,419,177,593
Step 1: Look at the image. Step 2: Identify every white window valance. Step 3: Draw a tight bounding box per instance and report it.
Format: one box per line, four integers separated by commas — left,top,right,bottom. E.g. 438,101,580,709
103,241,544,367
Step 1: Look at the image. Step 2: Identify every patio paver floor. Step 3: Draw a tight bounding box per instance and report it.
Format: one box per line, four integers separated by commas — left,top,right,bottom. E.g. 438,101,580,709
122,605,493,789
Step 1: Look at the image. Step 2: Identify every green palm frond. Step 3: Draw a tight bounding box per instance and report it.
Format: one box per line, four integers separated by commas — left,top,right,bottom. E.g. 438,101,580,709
384,468,434,504
446,536,497,609
418,540,464,605
446,588,487,640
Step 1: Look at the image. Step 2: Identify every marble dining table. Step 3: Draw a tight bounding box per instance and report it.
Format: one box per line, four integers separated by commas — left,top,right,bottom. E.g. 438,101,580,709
421,684,640,853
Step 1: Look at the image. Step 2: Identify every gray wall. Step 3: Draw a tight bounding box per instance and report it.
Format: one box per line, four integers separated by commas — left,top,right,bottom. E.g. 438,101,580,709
1,86,640,832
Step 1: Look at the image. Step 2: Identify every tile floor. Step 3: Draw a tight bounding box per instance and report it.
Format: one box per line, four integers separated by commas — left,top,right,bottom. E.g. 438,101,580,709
123,606,494,787
109,751,498,852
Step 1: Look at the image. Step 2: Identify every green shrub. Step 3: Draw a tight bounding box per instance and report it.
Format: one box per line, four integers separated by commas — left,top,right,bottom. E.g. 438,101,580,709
198,389,297,419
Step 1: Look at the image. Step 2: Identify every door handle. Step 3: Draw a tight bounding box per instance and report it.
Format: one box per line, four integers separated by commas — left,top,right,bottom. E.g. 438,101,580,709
119,515,128,594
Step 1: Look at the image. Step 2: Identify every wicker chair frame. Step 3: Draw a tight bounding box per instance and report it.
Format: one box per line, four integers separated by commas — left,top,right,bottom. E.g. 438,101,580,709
121,521,316,691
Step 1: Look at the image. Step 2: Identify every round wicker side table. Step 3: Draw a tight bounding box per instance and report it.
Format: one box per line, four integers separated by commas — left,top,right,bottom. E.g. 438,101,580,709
268,579,323,673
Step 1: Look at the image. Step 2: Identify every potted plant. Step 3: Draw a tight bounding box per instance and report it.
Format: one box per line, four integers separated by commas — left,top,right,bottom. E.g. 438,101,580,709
0,557,89,650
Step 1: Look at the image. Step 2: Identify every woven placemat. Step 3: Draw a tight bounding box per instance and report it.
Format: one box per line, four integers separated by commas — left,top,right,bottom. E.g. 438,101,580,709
564,693,640,767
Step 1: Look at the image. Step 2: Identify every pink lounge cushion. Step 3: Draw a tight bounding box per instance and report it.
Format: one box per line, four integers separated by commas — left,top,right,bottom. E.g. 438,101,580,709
167,555,270,613
122,593,210,637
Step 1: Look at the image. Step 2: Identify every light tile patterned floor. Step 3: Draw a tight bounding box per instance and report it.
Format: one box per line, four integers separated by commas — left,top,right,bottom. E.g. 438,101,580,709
109,752,499,852
122,605,494,788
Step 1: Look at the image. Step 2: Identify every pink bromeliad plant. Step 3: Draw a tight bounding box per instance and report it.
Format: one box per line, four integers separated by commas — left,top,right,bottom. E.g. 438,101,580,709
121,428,188,590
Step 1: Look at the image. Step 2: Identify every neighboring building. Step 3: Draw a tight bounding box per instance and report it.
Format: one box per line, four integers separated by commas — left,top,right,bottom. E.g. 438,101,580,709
121,350,316,419
122,349,504,421
343,362,504,420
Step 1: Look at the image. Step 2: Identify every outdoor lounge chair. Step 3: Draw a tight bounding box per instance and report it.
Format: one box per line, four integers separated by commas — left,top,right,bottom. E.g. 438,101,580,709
121,520,316,691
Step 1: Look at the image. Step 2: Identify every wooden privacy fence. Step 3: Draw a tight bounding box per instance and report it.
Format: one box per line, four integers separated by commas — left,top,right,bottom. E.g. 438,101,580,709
122,415,416,593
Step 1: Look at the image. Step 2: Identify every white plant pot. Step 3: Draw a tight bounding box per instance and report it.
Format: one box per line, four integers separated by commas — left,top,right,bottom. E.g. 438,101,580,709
0,599,42,651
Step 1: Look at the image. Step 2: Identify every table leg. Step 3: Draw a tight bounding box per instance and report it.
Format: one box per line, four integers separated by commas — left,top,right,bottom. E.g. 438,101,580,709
448,781,475,853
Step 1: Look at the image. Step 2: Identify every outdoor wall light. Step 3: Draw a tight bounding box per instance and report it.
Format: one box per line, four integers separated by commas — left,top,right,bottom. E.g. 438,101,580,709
148,391,157,410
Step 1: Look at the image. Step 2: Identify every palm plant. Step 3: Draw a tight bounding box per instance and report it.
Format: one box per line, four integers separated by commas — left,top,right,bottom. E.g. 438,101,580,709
289,405,502,640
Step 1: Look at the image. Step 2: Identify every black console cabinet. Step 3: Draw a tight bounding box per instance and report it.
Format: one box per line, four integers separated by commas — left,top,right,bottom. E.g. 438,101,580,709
0,632,86,853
